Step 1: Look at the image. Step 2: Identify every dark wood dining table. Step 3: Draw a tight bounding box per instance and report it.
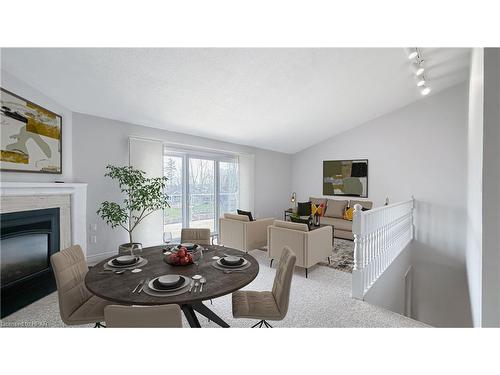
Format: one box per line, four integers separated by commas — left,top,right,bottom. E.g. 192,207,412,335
85,245,259,328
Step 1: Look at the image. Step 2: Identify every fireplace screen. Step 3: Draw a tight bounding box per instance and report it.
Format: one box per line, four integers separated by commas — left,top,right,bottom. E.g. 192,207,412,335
1,233,50,286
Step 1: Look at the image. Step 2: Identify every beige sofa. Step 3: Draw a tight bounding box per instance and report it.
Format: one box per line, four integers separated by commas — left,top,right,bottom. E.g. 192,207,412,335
310,197,373,240
267,220,332,278
219,213,275,252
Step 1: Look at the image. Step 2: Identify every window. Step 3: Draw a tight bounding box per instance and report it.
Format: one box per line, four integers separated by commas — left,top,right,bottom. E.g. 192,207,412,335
163,147,239,240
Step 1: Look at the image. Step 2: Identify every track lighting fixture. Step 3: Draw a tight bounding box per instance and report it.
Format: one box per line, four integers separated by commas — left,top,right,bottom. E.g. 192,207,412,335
406,48,432,96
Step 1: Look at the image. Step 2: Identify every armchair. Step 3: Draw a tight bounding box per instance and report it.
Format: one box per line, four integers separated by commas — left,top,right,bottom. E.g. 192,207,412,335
267,220,332,278
219,213,274,253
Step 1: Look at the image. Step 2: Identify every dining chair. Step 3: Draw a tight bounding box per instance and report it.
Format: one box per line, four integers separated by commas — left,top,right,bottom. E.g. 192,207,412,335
50,245,112,327
180,228,211,245
232,246,296,328
104,305,183,327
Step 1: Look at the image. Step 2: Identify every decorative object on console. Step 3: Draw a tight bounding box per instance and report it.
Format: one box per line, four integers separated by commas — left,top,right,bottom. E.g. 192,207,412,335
97,165,170,254
1,88,62,173
237,209,254,221
323,159,368,197
290,192,297,209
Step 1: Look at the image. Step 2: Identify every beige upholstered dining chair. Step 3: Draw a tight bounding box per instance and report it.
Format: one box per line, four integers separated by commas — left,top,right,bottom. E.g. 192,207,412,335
180,228,211,245
232,246,296,328
104,305,183,328
50,245,112,327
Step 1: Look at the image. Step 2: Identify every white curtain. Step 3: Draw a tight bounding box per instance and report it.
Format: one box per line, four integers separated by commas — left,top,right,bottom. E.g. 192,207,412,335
129,137,163,247
238,153,255,214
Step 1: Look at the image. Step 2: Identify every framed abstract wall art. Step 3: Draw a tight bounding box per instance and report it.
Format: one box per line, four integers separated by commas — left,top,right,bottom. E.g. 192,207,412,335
323,159,368,197
1,88,62,173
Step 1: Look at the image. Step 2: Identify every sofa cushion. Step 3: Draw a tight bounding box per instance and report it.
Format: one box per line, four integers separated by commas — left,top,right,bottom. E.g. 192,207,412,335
349,200,373,210
225,213,250,222
297,201,312,216
320,216,353,232
274,220,309,232
324,199,348,218
237,209,254,221
309,197,327,207
343,207,354,221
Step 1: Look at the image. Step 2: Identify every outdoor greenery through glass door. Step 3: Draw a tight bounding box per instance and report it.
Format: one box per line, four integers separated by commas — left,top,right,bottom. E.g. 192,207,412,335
163,152,239,240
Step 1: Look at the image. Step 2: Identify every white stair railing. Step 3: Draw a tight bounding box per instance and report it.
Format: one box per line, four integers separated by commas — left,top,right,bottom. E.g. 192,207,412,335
351,198,415,300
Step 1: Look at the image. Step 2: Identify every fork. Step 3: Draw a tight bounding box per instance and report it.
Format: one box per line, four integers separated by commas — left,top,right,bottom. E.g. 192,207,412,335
132,279,145,293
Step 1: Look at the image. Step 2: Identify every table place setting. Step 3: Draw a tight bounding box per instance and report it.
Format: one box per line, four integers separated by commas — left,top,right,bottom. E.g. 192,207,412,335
101,254,148,272
211,255,251,272
141,274,206,297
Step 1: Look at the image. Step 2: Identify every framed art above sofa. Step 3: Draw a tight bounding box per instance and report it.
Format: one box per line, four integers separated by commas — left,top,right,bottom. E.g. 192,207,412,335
0,88,62,174
323,159,368,197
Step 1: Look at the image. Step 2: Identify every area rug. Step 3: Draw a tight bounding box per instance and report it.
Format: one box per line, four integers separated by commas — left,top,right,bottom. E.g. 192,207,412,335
319,238,354,273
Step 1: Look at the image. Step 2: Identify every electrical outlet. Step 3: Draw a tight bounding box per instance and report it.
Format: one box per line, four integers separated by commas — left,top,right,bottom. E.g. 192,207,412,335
91,235,97,244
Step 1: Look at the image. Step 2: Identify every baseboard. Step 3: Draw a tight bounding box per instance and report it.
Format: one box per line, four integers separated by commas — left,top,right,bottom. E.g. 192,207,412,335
86,250,116,266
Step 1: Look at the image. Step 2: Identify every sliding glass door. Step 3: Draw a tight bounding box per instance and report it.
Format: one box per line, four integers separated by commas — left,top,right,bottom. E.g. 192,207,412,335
188,158,216,233
163,148,239,240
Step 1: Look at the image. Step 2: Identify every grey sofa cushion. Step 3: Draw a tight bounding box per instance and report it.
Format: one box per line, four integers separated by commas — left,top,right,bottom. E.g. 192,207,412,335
324,199,348,218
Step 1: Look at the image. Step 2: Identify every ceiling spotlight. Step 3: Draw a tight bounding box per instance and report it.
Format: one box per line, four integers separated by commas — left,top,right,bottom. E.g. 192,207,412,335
421,86,432,96
407,48,418,60
415,61,425,76
417,79,426,87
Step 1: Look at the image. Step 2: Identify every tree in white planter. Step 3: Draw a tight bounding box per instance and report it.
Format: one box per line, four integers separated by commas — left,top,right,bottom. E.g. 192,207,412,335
97,165,169,248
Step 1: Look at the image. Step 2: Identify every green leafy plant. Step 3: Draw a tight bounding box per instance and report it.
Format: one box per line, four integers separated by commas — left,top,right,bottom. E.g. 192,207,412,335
97,165,170,244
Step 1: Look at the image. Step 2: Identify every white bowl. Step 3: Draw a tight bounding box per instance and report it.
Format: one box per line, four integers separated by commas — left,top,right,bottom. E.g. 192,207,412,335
224,256,242,265
158,275,181,286
115,255,136,264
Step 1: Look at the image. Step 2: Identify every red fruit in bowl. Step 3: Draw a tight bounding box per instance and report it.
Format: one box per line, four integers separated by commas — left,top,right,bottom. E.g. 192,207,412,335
177,248,187,258
180,256,189,265
187,254,193,262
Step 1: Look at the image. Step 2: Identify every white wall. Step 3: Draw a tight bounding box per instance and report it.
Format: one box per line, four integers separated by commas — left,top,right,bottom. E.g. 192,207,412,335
72,113,291,260
292,84,471,327
0,70,73,182
482,48,500,327
466,48,484,327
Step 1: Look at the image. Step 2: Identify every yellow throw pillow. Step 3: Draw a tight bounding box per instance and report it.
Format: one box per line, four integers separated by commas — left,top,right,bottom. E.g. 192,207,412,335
343,207,354,221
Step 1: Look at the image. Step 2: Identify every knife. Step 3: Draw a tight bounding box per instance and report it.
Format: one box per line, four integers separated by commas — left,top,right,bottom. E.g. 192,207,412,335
188,280,195,293
138,278,149,294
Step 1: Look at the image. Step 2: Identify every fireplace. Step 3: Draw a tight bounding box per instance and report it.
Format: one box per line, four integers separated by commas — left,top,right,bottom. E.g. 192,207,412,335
1,208,60,318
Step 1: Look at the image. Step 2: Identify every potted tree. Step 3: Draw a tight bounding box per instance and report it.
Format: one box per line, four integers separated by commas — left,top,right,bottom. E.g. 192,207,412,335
97,165,170,254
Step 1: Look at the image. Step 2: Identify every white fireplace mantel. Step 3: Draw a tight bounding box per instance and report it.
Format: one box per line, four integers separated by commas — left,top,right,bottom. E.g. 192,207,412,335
0,182,88,257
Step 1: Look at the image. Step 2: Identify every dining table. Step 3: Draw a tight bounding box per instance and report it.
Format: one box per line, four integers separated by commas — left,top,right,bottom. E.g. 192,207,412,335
85,244,259,328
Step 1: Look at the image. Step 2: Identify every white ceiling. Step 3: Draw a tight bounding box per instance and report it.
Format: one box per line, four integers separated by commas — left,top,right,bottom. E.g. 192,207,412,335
0,48,470,153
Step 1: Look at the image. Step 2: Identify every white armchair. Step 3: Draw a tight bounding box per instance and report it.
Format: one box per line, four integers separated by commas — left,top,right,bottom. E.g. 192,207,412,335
219,214,274,253
267,220,332,278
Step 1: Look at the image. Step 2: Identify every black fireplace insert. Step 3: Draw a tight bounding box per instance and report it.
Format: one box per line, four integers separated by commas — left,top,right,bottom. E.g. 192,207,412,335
1,208,60,318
